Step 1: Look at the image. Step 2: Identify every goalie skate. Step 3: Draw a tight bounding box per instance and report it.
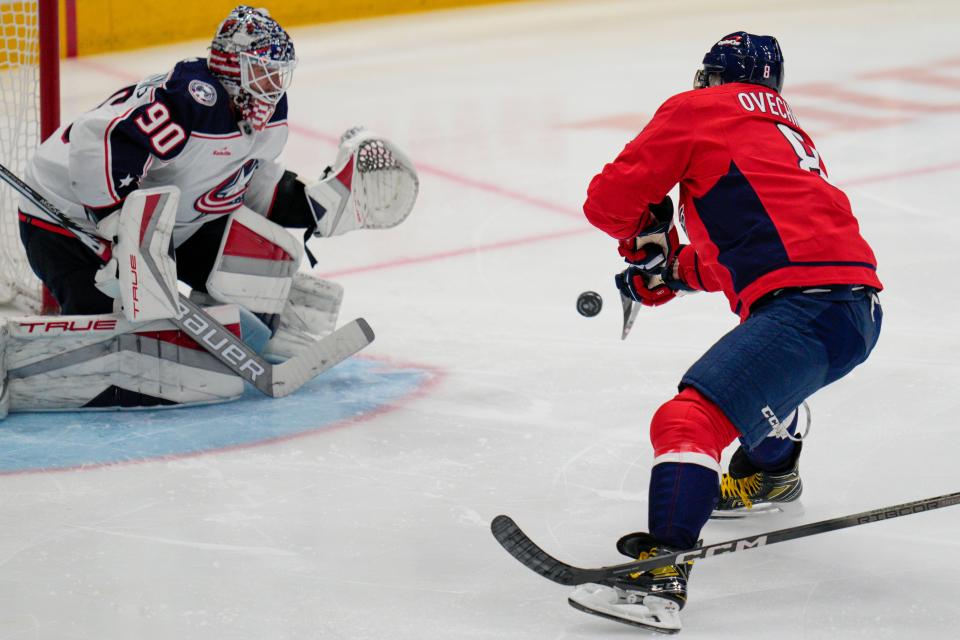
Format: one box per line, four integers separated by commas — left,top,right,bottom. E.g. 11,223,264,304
568,585,681,634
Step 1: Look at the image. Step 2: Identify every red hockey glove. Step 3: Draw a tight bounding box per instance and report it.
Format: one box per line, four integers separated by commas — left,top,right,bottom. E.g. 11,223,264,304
661,244,697,293
618,196,680,270
615,264,677,307
613,196,693,306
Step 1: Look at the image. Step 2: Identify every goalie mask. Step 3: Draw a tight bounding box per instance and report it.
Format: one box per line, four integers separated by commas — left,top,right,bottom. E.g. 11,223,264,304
694,32,784,93
209,5,297,131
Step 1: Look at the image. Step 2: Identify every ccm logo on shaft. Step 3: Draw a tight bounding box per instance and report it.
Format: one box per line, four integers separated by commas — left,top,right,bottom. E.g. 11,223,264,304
175,301,266,382
675,536,768,562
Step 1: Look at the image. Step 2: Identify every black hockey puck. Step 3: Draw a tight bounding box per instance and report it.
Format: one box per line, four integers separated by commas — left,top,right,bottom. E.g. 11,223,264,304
576,291,603,317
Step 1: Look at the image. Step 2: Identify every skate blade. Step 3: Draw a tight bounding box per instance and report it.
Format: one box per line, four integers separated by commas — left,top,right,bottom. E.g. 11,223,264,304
710,500,805,520
569,585,681,634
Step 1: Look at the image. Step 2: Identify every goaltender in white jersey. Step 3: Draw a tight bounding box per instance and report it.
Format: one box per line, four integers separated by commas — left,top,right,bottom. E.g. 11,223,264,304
21,61,289,248
3,5,418,415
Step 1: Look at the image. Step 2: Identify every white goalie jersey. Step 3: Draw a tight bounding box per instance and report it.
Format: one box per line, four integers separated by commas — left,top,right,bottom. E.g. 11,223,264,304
19,58,287,247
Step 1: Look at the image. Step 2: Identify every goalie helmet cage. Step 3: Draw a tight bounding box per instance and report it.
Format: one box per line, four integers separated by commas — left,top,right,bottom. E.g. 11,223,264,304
0,0,59,314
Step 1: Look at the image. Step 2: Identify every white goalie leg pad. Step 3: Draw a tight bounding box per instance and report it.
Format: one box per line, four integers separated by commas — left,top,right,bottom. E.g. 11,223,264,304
2,307,245,413
206,205,303,315
263,273,344,362
99,186,181,323
306,127,419,237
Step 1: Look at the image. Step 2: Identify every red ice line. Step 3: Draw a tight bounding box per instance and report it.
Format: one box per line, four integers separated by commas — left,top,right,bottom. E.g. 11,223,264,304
74,58,958,281
25,53,951,471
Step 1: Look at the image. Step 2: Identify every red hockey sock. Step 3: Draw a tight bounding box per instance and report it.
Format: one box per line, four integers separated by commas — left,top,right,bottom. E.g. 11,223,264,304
646,388,741,549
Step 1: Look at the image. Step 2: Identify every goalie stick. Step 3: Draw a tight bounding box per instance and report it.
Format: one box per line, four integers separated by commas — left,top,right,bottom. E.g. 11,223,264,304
491,490,960,586
0,161,374,398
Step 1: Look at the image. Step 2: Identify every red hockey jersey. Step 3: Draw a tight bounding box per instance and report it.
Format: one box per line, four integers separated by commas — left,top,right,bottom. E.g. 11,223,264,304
584,82,882,319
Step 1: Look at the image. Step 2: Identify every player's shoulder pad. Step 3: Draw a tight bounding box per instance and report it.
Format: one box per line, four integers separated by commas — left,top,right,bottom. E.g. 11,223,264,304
154,58,237,135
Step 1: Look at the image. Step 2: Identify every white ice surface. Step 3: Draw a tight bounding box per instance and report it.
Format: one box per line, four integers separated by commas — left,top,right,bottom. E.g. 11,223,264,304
2,0,960,637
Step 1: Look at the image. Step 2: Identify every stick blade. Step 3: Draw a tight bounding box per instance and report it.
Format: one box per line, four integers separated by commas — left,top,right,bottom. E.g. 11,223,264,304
491,515,600,586
620,294,639,340
270,317,375,398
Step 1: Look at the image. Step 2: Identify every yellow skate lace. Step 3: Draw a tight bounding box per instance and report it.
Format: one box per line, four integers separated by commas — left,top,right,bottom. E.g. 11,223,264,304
719,473,762,509
628,549,686,580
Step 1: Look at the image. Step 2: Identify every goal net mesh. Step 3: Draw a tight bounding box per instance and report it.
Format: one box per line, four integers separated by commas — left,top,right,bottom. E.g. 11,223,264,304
0,1,42,312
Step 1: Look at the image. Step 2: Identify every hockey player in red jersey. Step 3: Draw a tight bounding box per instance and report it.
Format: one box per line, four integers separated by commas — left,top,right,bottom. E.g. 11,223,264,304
569,32,882,632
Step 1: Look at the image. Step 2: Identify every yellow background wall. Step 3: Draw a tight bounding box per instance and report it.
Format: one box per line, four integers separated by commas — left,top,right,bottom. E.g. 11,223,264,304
72,0,529,55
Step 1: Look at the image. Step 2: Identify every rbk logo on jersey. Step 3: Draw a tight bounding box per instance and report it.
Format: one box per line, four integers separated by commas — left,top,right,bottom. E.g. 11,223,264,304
195,159,259,214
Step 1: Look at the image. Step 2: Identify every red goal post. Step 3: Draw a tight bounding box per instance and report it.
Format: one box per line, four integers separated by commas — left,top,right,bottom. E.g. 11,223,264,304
0,0,59,313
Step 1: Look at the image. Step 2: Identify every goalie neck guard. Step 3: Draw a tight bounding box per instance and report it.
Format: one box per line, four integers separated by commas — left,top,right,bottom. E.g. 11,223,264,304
208,5,297,131
694,31,784,93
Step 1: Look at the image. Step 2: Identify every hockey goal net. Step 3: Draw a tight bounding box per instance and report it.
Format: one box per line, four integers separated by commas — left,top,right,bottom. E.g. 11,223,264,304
0,0,58,313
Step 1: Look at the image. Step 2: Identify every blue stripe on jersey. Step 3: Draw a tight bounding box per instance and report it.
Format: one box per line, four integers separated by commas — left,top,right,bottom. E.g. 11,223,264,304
693,161,790,294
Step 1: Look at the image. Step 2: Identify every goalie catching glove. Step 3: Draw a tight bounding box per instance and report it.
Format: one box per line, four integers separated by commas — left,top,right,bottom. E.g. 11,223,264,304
303,127,419,241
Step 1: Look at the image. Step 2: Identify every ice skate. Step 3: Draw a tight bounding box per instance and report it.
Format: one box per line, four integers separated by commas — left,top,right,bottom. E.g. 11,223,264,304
712,442,803,518
568,532,692,634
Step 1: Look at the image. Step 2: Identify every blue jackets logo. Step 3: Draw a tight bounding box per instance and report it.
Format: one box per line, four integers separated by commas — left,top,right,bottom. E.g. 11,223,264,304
195,159,259,214
188,79,218,107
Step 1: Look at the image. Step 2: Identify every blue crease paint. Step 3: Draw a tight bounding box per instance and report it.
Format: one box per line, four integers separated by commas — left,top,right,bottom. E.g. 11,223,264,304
0,358,430,473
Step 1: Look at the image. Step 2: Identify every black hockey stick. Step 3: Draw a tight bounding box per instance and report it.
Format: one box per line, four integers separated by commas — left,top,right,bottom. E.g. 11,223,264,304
620,293,640,340
491,491,960,586
0,161,374,398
